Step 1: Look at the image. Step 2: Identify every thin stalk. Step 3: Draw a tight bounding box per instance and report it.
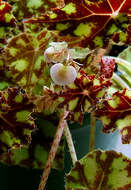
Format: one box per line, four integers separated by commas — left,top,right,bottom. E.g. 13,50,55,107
64,122,77,165
38,111,68,190
89,112,96,152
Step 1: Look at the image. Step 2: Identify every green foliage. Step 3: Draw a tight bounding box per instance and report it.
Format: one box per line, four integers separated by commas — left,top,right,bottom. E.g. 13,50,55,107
66,149,131,190
0,0,131,189
5,30,55,91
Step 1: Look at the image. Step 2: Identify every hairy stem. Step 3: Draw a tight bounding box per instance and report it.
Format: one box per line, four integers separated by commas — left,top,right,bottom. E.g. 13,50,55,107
64,122,77,165
38,111,68,190
89,112,96,152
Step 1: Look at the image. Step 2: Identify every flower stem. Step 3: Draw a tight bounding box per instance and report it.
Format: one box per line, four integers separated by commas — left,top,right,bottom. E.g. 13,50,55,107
64,122,77,165
89,113,96,152
38,111,68,190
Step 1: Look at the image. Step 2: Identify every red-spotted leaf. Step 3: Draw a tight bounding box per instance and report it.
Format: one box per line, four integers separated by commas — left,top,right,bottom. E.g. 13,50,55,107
0,115,64,170
0,87,36,155
66,149,131,190
26,0,131,48
0,0,16,24
95,89,131,144
58,70,112,123
5,30,56,91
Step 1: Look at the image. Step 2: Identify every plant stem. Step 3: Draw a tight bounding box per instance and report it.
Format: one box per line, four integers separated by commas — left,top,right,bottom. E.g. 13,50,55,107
38,111,68,190
64,122,77,165
89,112,96,152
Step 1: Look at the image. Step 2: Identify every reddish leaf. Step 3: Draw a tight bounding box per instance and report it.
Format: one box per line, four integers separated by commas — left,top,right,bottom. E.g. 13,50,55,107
58,70,112,123
0,0,16,25
26,0,131,48
95,89,131,144
0,87,36,154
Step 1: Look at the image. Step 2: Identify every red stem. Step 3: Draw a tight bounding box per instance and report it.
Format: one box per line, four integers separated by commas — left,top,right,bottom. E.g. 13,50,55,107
38,111,68,190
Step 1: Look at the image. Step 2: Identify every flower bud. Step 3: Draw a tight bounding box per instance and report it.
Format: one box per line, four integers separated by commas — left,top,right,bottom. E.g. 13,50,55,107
44,42,68,63
50,63,77,86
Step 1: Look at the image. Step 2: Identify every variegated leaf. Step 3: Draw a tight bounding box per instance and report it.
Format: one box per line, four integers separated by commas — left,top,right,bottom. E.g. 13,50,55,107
0,114,64,170
95,89,131,144
0,0,15,25
26,0,131,48
7,0,62,21
112,24,131,45
5,30,56,91
0,87,36,154
0,54,14,90
66,149,131,190
58,70,112,123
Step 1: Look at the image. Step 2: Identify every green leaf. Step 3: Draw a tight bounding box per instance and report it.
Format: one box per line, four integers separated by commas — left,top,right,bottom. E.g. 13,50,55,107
5,30,55,91
117,48,131,88
69,47,90,60
66,149,131,190
115,58,131,88
0,87,36,154
119,46,131,62
1,114,65,170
